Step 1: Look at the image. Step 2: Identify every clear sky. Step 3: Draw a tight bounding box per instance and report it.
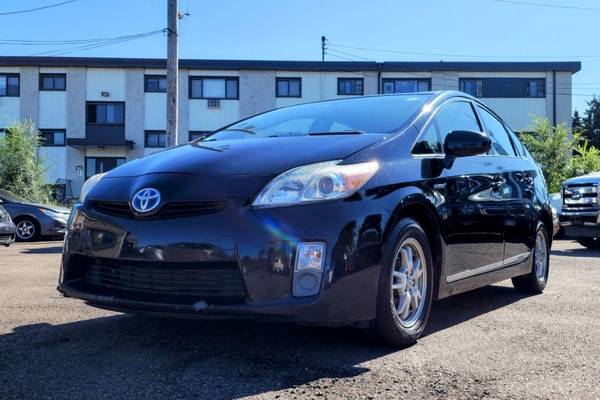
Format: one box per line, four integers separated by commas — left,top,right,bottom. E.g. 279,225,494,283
2,0,598,113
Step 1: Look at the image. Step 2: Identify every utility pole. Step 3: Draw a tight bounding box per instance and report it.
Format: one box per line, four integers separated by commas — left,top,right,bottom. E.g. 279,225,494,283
321,36,327,62
166,0,178,148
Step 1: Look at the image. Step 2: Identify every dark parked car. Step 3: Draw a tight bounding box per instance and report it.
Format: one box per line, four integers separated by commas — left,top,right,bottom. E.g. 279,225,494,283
0,189,70,242
58,92,552,346
559,172,600,248
0,204,16,247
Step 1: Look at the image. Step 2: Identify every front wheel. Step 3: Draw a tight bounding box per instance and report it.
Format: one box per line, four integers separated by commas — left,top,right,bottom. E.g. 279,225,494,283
15,218,40,242
370,218,434,347
512,222,550,294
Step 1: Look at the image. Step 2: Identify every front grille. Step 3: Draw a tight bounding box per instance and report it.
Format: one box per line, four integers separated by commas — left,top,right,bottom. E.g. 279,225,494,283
83,257,247,300
563,184,599,209
92,200,230,219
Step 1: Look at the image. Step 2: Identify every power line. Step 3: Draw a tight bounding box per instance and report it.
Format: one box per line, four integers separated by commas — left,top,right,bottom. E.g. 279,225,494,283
1,29,167,46
328,42,597,60
0,0,77,16
490,0,600,11
28,29,166,56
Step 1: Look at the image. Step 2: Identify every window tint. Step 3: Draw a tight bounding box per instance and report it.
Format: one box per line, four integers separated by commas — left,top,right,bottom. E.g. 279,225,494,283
413,101,481,154
476,106,516,156
87,102,125,124
0,74,19,97
189,77,239,99
276,78,301,97
337,78,363,95
145,130,166,148
460,78,545,98
40,74,66,91
145,75,167,92
39,129,66,146
382,79,430,94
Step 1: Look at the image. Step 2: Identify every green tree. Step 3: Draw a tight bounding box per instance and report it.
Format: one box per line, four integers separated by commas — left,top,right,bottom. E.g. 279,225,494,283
582,97,600,149
568,141,600,178
572,110,583,133
0,119,52,203
518,118,572,193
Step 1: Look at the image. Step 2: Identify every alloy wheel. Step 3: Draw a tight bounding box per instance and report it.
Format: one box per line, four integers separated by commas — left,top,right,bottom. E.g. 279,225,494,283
391,237,428,328
534,230,548,283
16,220,36,241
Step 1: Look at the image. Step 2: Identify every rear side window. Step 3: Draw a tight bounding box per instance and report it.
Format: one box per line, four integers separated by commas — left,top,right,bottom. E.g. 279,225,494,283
476,106,516,157
413,101,481,154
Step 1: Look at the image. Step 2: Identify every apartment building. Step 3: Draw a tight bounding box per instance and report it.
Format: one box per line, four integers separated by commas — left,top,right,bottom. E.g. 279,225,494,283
0,56,580,197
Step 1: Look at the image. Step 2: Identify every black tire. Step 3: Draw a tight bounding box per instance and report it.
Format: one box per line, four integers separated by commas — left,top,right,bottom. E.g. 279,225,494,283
576,237,600,249
512,222,550,294
14,217,40,242
370,218,434,347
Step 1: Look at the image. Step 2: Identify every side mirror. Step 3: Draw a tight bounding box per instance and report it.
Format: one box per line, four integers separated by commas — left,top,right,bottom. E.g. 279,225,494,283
443,130,491,168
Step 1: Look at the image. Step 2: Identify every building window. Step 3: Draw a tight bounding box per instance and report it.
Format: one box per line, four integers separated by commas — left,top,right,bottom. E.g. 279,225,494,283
189,131,210,141
460,79,483,97
39,129,66,146
276,77,301,98
86,102,125,125
145,130,166,148
39,74,66,91
145,75,167,92
189,77,239,99
85,157,126,179
0,74,19,97
337,78,364,95
526,79,545,97
459,78,546,98
382,78,430,94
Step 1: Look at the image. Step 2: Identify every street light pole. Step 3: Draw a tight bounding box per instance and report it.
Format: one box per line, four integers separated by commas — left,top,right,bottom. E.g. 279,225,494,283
166,0,178,147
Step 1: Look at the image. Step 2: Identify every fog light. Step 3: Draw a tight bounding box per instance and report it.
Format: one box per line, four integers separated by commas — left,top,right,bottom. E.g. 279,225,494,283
293,242,325,297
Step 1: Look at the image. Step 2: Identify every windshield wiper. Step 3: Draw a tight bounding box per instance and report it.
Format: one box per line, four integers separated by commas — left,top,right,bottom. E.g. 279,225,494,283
308,130,366,136
220,127,258,135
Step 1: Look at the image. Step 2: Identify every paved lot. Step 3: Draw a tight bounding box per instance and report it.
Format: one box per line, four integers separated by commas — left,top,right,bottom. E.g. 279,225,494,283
1,240,600,400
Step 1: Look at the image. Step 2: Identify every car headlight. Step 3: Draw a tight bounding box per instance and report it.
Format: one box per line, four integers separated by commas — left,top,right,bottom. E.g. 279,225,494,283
80,173,106,202
252,160,379,208
39,208,68,221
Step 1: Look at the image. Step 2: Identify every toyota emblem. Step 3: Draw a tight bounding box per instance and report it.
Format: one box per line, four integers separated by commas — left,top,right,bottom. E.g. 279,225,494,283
131,188,161,213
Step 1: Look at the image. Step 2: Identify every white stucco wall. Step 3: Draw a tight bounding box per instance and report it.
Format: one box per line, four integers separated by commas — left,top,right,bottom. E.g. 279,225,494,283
86,68,126,101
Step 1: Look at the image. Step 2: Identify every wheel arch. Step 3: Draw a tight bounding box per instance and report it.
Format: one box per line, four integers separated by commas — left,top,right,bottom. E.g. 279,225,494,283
539,205,553,246
383,195,444,298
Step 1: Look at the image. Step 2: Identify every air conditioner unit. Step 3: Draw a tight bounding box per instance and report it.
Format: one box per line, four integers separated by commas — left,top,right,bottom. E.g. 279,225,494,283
207,99,221,109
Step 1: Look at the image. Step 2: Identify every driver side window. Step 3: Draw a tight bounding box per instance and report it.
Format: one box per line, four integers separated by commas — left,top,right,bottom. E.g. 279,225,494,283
413,101,482,154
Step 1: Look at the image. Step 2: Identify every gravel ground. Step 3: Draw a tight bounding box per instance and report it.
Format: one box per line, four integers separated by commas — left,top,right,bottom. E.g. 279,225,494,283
1,240,599,400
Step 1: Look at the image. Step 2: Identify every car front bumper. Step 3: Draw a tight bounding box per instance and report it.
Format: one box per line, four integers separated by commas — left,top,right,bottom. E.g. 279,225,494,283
0,222,16,246
559,210,600,238
58,197,388,324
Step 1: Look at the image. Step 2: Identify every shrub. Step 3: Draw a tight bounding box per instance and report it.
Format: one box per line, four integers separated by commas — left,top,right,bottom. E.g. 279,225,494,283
0,119,52,204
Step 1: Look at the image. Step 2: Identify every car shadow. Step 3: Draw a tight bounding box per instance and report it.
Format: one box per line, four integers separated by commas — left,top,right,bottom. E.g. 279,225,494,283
0,285,529,399
19,245,63,254
550,247,600,258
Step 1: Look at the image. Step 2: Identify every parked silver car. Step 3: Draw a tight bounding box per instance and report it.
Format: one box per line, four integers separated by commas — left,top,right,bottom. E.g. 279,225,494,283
0,205,16,246
0,189,70,242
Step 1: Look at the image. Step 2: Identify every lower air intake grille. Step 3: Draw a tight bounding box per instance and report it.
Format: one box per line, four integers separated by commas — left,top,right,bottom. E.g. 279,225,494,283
92,200,230,219
83,257,246,300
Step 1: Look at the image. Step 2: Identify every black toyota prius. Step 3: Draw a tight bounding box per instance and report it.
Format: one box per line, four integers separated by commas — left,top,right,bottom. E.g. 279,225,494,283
59,91,552,346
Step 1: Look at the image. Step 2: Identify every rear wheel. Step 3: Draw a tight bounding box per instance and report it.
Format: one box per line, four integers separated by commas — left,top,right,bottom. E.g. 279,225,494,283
370,218,434,347
15,218,40,242
576,237,600,249
512,222,549,294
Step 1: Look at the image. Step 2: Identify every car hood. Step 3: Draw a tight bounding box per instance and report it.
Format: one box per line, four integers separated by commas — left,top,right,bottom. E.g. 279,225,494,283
107,134,387,178
563,172,600,186
29,203,71,214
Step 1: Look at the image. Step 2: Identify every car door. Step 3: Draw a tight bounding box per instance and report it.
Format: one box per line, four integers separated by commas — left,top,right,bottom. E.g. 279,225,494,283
414,99,505,282
475,105,536,264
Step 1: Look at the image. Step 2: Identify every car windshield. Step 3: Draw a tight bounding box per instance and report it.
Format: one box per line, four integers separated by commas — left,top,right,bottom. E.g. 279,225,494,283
204,93,432,141
0,189,30,203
